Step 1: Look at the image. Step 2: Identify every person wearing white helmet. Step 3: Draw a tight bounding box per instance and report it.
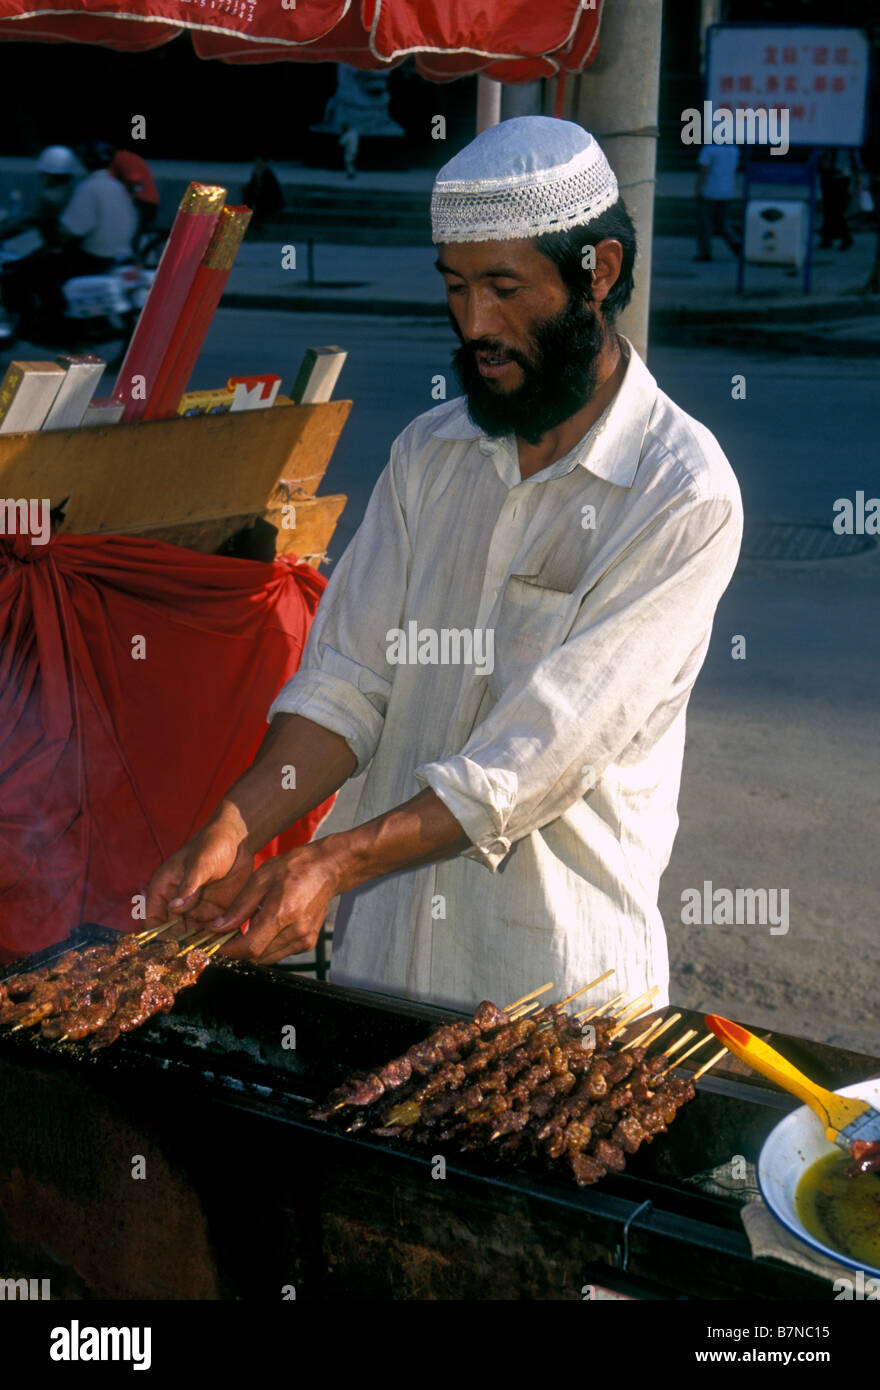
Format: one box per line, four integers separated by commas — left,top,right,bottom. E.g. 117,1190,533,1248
34,146,83,245
0,144,83,337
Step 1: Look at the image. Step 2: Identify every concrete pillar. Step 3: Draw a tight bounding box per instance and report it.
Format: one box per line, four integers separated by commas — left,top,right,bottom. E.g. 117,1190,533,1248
562,0,663,360
501,81,544,119
476,76,502,133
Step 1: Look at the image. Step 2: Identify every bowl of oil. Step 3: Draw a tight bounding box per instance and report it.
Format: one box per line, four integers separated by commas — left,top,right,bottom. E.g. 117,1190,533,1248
758,1079,880,1277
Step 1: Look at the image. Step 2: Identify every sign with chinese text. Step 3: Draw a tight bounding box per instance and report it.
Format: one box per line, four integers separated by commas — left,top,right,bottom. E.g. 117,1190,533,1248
706,26,869,146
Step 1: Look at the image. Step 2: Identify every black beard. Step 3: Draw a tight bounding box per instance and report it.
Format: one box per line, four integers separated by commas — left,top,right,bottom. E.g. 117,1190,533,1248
449,292,607,445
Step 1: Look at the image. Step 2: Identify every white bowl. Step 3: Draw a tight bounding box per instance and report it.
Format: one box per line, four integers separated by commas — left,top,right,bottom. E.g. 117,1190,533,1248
757,1078,880,1277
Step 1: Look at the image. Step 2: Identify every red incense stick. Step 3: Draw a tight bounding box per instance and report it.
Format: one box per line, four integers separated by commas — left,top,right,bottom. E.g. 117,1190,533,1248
112,182,226,422
142,205,252,422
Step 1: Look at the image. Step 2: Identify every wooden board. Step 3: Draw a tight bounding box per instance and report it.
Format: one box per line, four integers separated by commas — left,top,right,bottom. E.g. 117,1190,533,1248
267,494,348,560
118,494,349,565
0,398,351,539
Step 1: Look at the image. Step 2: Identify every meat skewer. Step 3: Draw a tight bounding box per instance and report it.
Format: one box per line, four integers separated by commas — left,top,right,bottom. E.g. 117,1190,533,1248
312,988,715,1190
58,948,212,1046
86,949,213,1049
312,1000,513,1117
2,940,182,1033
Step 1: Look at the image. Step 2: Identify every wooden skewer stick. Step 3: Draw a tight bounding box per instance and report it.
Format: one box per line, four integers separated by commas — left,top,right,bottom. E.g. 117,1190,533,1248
611,986,659,1023
175,930,218,957
555,970,615,1009
693,1045,729,1082
655,1032,715,1079
509,999,544,1021
135,917,181,944
201,930,239,959
576,990,625,1022
629,1012,681,1050
658,1028,698,1061
607,987,660,1039
504,982,554,1013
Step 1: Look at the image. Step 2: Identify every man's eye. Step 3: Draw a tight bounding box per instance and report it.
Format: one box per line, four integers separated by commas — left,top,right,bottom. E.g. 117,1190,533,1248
494,286,520,298
446,283,466,294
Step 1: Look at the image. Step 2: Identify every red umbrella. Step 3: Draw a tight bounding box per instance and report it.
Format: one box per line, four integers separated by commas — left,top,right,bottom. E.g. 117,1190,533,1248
0,0,604,82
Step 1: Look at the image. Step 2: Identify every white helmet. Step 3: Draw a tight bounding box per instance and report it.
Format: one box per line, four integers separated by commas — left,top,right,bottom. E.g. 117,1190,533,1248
37,146,82,176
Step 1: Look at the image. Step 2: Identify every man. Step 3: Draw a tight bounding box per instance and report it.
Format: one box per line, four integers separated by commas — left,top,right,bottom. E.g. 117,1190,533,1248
242,155,285,226
145,117,742,1014
695,124,741,261
59,140,137,267
0,145,82,336
339,124,360,180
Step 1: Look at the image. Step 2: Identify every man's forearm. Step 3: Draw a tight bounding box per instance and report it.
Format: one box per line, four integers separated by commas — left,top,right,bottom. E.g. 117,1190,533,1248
211,713,357,853
323,787,472,895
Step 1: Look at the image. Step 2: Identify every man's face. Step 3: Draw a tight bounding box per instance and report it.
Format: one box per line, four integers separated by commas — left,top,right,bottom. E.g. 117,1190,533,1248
436,239,606,444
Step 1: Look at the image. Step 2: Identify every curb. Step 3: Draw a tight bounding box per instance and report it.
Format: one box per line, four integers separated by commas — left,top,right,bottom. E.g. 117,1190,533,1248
222,292,448,318
224,289,880,345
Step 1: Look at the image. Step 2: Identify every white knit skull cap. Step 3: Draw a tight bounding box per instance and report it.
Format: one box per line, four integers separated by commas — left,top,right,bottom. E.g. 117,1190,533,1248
431,116,619,244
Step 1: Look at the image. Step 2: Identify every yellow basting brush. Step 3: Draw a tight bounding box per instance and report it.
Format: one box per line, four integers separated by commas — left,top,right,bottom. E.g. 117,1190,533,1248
707,1015,880,1152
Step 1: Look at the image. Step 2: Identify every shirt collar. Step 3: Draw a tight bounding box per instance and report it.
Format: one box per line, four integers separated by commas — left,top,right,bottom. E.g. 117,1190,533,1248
429,335,657,490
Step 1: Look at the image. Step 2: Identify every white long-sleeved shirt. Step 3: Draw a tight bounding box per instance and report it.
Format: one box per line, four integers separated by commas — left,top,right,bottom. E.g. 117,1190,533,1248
268,338,743,1013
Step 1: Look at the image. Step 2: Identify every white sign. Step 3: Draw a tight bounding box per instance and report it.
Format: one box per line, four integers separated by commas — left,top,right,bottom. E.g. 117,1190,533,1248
706,25,869,147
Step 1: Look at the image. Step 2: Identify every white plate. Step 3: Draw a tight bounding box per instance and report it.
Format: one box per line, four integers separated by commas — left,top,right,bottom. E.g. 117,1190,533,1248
757,1078,880,1277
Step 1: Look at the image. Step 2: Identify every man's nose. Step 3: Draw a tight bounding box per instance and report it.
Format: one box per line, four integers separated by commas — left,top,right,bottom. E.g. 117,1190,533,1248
455,289,505,345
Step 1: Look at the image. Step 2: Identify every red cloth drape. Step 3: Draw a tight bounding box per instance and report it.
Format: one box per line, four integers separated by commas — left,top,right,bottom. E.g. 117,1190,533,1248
0,533,334,961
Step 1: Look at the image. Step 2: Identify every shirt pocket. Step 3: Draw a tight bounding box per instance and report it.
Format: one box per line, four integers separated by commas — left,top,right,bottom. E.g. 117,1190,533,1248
488,574,577,697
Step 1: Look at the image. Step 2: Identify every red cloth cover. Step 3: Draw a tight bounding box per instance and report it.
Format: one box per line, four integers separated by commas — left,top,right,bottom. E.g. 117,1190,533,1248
0,533,333,961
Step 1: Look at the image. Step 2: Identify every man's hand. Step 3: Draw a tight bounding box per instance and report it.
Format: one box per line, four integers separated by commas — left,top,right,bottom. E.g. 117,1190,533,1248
143,819,253,928
209,841,344,965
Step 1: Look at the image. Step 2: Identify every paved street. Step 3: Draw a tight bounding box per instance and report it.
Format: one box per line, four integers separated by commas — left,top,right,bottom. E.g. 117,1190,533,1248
185,305,880,1053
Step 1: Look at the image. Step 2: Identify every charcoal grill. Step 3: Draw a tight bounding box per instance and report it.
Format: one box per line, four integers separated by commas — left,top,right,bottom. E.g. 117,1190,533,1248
1,924,877,1300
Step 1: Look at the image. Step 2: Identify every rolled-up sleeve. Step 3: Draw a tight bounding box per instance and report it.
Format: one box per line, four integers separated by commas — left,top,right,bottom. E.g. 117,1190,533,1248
267,436,412,774
415,493,742,869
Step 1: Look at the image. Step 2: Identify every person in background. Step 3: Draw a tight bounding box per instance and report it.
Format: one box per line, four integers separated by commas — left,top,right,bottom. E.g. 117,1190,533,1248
0,144,91,335
6,139,136,336
110,146,160,243
0,145,81,243
818,147,861,251
242,156,284,226
695,124,741,262
339,123,360,180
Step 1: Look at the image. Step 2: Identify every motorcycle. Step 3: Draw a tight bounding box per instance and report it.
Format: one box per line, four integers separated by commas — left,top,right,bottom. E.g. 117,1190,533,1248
0,240,154,356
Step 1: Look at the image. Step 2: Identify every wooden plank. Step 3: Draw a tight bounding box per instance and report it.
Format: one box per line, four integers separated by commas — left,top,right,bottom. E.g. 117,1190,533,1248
113,494,349,563
267,494,348,559
0,399,351,537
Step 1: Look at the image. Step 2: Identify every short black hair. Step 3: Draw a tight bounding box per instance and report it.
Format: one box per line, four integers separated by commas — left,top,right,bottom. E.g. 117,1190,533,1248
532,196,637,325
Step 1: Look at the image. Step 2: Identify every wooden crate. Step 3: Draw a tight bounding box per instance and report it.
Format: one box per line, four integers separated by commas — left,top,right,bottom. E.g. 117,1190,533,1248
0,396,351,567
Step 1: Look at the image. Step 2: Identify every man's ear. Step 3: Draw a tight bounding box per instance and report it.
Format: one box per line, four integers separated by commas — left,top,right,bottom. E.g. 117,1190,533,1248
590,238,623,312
